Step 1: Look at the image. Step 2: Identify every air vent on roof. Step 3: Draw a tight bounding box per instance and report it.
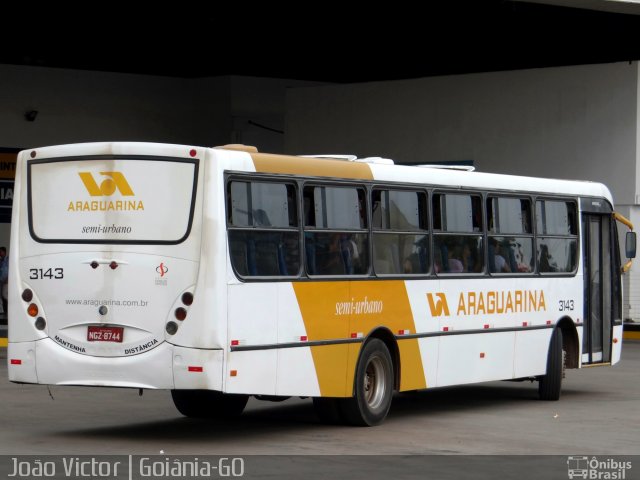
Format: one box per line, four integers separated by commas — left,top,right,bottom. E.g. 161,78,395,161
416,164,476,172
300,154,358,161
355,157,394,165
300,155,394,165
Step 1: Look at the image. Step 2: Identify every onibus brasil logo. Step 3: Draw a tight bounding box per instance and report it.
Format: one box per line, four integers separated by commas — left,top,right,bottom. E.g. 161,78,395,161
68,171,144,211
567,456,632,479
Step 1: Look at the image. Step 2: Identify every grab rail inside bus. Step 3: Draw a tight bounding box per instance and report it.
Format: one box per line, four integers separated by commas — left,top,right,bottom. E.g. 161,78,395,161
614,212,635,273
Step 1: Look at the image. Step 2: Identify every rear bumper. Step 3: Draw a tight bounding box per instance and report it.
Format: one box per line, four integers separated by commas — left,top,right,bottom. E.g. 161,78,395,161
8,339,224,390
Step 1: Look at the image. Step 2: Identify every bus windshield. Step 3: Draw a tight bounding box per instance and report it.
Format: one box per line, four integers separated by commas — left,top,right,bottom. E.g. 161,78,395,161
28,156,198,244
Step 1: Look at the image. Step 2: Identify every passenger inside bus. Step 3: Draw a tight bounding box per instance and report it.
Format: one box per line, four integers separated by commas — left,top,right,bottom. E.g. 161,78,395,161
488,237,511,273
228,181,299,277
447,245,465,273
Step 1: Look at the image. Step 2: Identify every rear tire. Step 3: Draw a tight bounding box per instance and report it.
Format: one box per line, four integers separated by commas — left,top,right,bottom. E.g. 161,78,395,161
171,390,249,418
538,328,564,401
339,339,394,426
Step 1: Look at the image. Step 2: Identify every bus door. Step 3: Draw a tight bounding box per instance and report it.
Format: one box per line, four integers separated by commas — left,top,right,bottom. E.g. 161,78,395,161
580,199,621,365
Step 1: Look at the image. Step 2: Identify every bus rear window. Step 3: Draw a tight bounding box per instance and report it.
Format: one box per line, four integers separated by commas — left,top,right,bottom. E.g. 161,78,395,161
28,157,198,244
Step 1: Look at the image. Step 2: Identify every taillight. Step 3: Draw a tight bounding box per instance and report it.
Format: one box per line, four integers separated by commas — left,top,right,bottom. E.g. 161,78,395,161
166,321,178,335
23,289,44,326
175,307,187,321
181,292,193,306
27,303,38,317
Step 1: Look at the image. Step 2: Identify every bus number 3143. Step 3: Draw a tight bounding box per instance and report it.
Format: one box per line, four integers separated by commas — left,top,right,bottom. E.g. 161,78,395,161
29,268,64,280
559,299,574,311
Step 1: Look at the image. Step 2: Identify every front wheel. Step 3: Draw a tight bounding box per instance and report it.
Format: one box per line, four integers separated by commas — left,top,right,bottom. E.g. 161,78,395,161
171,390,249,418
340,339,394,426
538,328,564,401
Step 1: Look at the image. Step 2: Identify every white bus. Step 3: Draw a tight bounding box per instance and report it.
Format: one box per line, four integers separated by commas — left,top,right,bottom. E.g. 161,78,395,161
7,142,635,426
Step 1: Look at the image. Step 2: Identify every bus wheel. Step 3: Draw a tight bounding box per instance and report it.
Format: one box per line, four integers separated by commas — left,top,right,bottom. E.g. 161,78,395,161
538,328,564,401
171,390,249,418
340,339,394,426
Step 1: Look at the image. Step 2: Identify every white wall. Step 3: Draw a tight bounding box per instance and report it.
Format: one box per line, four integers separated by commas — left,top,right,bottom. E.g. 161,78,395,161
229,76,323,153
286,62,638,206
0,65,318,151
0,65,220,147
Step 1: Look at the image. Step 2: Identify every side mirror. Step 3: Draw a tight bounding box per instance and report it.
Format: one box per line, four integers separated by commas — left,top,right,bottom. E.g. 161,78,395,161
626,231,636,259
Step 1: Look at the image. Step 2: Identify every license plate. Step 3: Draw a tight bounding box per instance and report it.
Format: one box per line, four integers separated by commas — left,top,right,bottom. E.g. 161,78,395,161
87,326,124,343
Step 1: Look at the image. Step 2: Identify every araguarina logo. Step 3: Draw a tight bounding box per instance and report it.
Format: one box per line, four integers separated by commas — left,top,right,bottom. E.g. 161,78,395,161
426,290,546,317
426,293,450,317
78,172,134,196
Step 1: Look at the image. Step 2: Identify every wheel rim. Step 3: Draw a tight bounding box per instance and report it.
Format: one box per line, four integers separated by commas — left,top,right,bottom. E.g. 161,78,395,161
364,355,387,410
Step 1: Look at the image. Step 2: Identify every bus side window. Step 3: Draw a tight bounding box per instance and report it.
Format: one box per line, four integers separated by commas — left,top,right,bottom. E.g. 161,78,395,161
228,180,300,278
535,200,578,273
433,192,483,274
372,189,428,275
304,185,369,276
487,196,534,274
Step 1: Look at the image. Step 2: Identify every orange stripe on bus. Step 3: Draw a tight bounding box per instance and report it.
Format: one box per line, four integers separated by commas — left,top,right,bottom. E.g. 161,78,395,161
252,153,374,180
293,280,427,397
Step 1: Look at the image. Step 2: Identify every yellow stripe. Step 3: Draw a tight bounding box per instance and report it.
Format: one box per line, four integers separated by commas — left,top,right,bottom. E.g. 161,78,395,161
397,338,426,391
623,331,640,340
293,280,426,397
0,338,7,347
582,362,612,368
215,144,259,153
252,153,374,180
312,344,350,397
613,211,634,230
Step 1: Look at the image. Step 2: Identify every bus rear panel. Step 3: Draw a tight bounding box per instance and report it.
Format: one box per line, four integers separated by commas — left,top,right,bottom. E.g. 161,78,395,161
8,143,219,390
